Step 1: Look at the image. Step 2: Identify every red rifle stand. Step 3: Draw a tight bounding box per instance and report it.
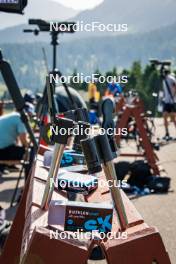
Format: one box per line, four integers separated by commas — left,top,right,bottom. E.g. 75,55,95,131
85,174,171,264
116,104,160,175
101,227,170,264
1,148,170,264
21,227,90,264
0,165,33,264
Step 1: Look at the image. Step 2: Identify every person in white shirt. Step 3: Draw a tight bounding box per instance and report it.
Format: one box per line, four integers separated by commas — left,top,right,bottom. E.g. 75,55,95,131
162,70,176,140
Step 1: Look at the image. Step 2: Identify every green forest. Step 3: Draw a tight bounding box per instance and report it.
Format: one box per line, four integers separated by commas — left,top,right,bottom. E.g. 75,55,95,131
1,22,176,115
70,61,162,114
0,59,167,115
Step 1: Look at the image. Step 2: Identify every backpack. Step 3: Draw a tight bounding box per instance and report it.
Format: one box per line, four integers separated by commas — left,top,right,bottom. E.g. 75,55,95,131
128,160,152,187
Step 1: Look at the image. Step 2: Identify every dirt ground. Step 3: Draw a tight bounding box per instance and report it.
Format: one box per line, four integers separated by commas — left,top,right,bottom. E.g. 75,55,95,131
0,118,176,263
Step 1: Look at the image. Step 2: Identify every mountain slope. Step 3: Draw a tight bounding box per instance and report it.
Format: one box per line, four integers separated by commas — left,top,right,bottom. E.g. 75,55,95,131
1,0,176,43
0,22,176,91
72,0,176,34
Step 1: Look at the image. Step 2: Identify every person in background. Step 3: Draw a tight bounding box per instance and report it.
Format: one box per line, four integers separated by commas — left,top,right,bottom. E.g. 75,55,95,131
162,70,176,140
88,82,100,124
0,109,28,176
24,91,35,104
105,82,123,97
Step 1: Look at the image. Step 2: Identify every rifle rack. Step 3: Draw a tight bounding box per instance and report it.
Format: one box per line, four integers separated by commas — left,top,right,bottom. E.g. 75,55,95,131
115,97,160,175
0,145,171,264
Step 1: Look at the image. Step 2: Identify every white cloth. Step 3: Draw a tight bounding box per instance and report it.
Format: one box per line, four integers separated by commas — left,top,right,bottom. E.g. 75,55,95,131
163,74,176,104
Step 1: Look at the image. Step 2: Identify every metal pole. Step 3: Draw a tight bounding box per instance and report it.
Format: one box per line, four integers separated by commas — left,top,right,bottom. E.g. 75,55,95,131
95,134,128,231
41,143,65,210
51,32,58,71
102,161,128,231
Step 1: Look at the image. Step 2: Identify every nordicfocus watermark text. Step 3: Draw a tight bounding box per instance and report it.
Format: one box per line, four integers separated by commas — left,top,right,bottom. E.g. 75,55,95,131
54,179,128,191
50,125,128,138
50,21,128,33
50,73,128,85
50,229,128,241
